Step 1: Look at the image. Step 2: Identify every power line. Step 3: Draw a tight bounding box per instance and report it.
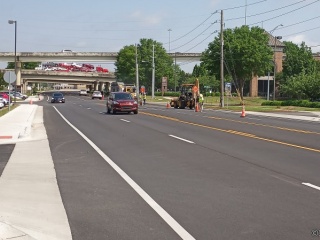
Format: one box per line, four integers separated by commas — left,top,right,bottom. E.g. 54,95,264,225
273,15,320,32
225,0,307,21
249,0,320,26
221,0,267,11
283,25,320,37
167,12,217,45
171,23,216,51
183,31,218,53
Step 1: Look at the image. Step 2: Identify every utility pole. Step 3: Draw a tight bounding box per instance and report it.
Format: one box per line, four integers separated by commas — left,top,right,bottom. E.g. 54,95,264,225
220,10,224,108
152,44,155,99
135,44,139,104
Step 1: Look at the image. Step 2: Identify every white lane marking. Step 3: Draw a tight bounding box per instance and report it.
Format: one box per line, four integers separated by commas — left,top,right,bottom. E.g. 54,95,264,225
87,108,91,110
120,119,130,123
247,117,262,121
169,135,195,144
302,183,320,191
53,107,195,240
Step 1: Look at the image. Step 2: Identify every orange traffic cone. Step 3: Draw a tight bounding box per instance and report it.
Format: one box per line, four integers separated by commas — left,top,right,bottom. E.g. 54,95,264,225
195,103,200,112
166,102,170,108
240,105,246,117
29,98,33,105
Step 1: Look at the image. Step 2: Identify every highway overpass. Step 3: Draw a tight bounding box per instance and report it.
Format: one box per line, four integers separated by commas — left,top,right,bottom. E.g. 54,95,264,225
0,52,201,63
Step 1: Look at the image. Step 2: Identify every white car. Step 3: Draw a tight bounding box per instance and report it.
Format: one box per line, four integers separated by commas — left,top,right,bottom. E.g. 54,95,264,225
79,90,87,96
0,99,4,108
92,91,102,100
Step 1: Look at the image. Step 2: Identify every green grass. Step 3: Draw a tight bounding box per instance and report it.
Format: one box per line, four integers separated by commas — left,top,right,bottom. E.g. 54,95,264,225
149,95,320,112
0,104,19,117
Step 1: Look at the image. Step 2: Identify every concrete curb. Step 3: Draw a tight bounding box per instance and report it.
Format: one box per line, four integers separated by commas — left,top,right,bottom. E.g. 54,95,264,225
0,222,36,240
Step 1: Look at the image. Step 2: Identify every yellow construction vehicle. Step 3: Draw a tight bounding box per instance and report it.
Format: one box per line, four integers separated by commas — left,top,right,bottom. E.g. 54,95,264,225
170,79,200,109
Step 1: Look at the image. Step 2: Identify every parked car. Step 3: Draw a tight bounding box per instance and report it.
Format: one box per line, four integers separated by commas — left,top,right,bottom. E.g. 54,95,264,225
79,89,88,96
0,98,4,109
106,92,138,114
51,92,65,103
92,91,102,100
11,92,27,100
0,93,9,105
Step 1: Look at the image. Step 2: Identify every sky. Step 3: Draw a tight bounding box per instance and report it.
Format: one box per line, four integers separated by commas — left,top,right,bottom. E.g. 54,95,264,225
1,0,320,73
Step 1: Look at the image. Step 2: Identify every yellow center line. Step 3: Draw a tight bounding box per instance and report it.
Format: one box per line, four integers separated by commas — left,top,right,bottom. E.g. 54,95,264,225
141,112,320,153
208,116,320,135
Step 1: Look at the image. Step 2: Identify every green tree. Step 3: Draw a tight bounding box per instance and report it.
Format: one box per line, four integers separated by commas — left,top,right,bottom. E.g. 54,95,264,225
192,63,219,93
0,72,8,91
7,62,40,69
280,72,320,100
201,25,273,102
115,38,174,93
282,41,316,79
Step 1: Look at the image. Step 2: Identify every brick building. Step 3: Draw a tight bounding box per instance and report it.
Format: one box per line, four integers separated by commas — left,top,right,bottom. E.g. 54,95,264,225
249,34,285,97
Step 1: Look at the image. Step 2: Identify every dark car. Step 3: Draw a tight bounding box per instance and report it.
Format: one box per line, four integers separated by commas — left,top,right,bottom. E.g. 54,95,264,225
51,92,65,103
106,92,138,114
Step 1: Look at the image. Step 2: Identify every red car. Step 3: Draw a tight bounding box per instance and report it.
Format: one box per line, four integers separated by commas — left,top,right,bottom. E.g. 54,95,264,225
0,93,10,105
106,92,138,114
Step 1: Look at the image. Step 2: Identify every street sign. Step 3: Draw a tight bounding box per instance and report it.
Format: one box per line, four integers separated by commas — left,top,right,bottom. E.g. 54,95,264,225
3,71,16,83
225,82,231,96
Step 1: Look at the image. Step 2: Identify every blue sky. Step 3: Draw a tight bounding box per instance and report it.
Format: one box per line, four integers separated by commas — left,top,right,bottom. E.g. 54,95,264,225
1,0,320,72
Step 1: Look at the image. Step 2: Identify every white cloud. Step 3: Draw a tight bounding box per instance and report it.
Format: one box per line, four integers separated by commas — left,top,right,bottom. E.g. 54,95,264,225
286,34,320,52
286,34,307,45
130,10,162,26
210,0,221,8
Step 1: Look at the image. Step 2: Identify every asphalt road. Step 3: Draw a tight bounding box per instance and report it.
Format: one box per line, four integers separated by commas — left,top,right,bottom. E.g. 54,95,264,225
38,94,320,240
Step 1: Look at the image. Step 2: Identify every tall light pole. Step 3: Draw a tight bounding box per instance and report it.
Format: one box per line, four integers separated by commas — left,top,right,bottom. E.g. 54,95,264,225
168,29,172,53
269,24,283,101
8,20,17,103
152,44,155,99
174,52,177,92
273,36,282,101
220,10,224,108
135,44,139,104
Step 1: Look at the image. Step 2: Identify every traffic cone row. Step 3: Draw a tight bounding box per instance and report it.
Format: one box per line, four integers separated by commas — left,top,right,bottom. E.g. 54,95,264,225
240,105,246,117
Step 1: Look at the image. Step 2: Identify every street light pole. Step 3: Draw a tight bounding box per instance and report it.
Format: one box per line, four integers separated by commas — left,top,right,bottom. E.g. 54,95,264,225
174,52,177,92
152,44,155,99
168,29,172,53
268,24,283,101
273,36,282,101
135,44,139,104
220,10,224,108
8,20,17,103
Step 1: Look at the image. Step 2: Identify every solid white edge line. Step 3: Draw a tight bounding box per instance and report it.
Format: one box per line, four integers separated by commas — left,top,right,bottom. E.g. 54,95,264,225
120,119,130,123
302,182,320,191
53,107,195,240
169,135,195,144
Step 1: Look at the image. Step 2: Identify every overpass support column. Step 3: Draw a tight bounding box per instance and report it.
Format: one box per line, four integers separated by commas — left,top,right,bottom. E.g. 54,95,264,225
99,82,104,92
94,81,99,91
16,61,22,91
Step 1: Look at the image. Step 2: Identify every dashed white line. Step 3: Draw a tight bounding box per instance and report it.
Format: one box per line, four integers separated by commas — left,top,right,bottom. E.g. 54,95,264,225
120,119,130,123
53,106,195,240
302,182,320,191
169,135,195,144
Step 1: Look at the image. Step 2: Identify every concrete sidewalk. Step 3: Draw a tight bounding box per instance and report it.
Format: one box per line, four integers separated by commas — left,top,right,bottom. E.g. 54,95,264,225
0,96,72,240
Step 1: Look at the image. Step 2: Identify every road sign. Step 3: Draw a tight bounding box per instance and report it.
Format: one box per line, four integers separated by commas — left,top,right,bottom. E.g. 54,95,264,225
3,71,16,83
225,82,231,96
192,86,198,92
